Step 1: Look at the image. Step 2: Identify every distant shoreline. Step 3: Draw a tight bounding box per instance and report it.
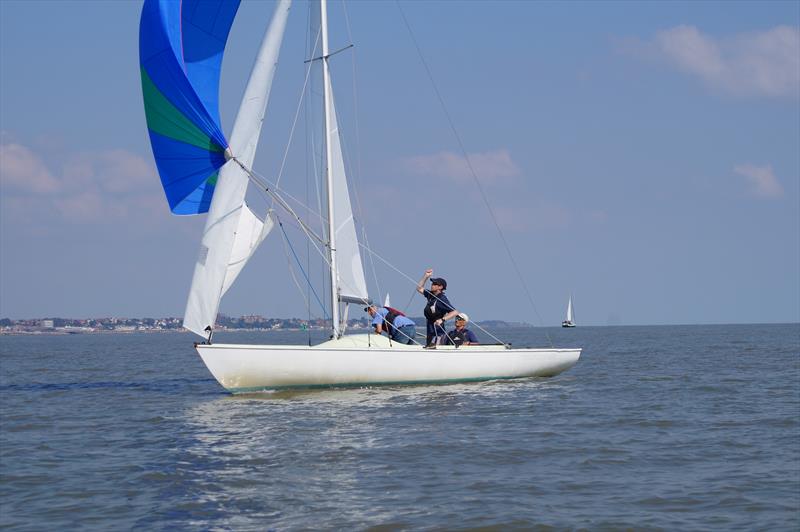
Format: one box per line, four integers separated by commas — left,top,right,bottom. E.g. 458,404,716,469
2,322,796,336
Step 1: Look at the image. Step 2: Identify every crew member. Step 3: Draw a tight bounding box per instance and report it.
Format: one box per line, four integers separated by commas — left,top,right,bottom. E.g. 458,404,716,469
443,313,478,346
416,269,459,348
364,304,417,345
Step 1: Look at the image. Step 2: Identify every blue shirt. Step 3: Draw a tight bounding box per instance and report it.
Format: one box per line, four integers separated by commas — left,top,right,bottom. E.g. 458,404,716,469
371,307,415,329
443,327,478,345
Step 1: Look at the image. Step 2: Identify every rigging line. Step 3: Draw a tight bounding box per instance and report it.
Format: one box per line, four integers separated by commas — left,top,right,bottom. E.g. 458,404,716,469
341,0,384,306
247,159,328,222
278,219,315,318
363,226,384,308
356,240,508,346
401,290,416,314
303,0,330,318
233,158,331,268
278,217,330,319
275,26,321,190
268,212,332,270
302,11,328,320
234,157,325,240
394,0,553,348
342,0,384,306
377,315,421,346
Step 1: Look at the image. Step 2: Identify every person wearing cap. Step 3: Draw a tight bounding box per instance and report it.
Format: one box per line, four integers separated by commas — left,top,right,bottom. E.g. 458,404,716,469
443,313,478,346
416,268,459,348
364,304,417,345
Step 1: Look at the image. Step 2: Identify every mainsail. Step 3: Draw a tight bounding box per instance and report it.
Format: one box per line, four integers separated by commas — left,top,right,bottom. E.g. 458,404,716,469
139,0,240,215
184,0,292,337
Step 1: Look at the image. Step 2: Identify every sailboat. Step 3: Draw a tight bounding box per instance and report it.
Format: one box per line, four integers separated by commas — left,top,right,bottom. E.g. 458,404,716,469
139,0,580,392
562,296,576,328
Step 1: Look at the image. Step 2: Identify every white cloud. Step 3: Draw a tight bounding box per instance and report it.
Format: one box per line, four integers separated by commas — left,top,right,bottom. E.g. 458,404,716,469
653,25,799,97
733,163,784,198
405,149,521,183
0,143,61,193
64,150,155,195
0,140,164,224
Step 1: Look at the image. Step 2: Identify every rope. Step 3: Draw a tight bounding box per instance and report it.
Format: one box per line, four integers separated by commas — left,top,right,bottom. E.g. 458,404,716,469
237,157,511,346
275,27,321,191
395,0,553,348
340,0,384,306
278,218,329,319
357,241,508,346
233,158,329,258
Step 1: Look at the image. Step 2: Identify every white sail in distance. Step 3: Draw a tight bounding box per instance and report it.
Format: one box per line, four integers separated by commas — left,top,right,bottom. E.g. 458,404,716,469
325,72,369,305
566,296,574,323
184,0,292,337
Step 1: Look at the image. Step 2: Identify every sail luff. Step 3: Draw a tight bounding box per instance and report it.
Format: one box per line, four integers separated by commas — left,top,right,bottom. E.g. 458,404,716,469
183,0,292,337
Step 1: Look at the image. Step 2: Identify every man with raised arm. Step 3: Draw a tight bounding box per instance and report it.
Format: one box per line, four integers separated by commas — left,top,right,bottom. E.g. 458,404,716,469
417,269,459,348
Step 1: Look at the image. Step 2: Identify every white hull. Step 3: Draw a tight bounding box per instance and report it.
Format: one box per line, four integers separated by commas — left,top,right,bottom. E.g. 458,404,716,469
196,334,581,392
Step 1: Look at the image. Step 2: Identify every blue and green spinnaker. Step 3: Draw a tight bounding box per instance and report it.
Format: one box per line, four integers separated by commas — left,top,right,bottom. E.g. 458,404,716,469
139,0,241,215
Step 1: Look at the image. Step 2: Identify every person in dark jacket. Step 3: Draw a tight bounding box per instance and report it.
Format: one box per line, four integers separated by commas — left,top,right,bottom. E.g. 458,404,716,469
416,269,459,348
442,313,478,346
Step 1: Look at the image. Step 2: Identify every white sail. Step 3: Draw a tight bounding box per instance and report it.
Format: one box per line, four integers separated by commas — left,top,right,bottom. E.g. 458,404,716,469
184,0,292,337
325,73,368,305
221,208,275,296
566,296,574,323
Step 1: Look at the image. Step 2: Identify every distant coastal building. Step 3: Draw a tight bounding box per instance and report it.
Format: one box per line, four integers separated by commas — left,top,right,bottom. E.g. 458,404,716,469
0,316,527,335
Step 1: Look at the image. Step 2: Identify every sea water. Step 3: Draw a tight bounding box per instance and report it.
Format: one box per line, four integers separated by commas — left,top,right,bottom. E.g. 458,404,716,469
1,324,798,530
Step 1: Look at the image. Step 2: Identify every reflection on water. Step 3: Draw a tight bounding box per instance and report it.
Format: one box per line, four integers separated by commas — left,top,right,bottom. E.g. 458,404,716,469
174,378,564,527
1,325,798,529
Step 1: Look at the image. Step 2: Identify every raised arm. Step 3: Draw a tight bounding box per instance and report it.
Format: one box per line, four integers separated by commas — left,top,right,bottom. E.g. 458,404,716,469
417,269,433,294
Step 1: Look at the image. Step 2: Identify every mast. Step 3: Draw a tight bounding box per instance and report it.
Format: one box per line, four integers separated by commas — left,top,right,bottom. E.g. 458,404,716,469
321,0,341,338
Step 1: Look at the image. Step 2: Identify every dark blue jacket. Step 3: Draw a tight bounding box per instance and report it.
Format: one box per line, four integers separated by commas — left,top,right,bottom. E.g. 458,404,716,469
422,289,454,322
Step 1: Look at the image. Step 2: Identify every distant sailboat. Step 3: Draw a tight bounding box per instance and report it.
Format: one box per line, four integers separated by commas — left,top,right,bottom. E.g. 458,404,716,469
562,296,576,328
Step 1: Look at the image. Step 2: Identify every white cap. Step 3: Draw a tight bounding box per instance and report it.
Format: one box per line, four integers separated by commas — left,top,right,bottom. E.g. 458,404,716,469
455,313,469,323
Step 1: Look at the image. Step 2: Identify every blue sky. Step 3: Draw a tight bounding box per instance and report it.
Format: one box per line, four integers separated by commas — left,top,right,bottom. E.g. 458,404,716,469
1,0,798,326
